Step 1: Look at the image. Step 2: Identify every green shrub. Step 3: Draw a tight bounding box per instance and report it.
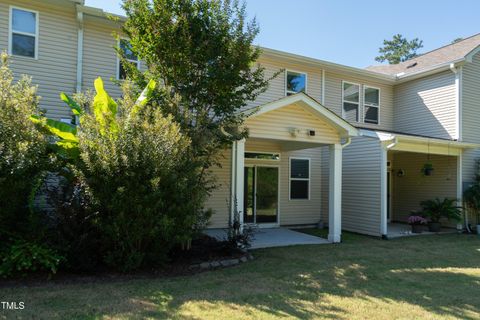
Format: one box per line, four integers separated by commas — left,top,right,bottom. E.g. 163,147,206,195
0,52,50,241
77,80,203,270
0,240,64,278
46,175,103,272
36,78,211,271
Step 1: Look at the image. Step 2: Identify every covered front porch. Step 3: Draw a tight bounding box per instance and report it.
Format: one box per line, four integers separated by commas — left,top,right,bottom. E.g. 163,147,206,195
374,131,478,237
229,93,358,243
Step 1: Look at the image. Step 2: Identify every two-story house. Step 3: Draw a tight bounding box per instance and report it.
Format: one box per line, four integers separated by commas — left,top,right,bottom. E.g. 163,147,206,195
2,0,480,242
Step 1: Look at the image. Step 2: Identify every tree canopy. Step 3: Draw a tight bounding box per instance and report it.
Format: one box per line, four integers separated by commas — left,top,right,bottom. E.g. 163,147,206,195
375,34,423,64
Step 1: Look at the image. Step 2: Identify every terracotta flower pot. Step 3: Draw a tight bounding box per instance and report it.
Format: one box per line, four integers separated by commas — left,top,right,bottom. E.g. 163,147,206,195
428,222,441,232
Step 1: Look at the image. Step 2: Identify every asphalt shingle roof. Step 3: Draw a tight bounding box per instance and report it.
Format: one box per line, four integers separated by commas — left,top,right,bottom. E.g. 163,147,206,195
366,33,480,76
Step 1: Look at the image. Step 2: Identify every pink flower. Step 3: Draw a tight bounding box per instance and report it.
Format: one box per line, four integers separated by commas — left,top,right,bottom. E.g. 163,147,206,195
408,215,428,225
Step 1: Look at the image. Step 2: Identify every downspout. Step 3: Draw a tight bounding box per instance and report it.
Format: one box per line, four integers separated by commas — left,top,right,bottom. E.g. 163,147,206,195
450,63,468,231
75,7,84,94
341,136,351,149
450,63,462,141
321,69,326,105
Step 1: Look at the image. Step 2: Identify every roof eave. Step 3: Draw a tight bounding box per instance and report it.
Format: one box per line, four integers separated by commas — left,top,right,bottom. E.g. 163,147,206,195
395,58,466,83
260,47,397,84
77,4,127,21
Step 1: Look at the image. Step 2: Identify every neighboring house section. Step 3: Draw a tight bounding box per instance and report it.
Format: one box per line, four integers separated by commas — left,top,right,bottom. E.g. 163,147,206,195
393,71,457,140
461,52,480,182
2,0,480,240
0,0,78,120
0,0,127,121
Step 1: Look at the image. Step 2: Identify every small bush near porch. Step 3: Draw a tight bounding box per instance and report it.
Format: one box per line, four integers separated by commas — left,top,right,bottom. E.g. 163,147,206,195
2,233,479,319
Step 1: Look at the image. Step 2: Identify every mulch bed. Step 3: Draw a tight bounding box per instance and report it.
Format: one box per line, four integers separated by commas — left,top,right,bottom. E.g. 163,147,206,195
0,235,252,288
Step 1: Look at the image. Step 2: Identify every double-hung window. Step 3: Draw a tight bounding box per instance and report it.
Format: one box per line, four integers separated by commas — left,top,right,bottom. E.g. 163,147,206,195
10,7,38,59
290,158,310,200
364,86,380,124
117,39,140,80
286,71,306,96
342,81,360,122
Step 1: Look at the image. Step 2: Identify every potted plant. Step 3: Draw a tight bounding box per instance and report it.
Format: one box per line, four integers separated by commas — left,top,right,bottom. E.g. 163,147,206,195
463,166,480,235
408,215,427,233
420,198,461,232
421,162,434,176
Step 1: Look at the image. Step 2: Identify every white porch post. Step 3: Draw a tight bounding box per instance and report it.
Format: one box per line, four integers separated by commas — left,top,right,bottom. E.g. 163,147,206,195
234,139,245,228
380,147,388,237
457,152,463,209
328,143,342,243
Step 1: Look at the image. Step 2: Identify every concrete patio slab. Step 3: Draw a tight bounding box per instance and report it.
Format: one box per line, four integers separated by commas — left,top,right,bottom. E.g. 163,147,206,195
387,222,457,239
204,227,329,249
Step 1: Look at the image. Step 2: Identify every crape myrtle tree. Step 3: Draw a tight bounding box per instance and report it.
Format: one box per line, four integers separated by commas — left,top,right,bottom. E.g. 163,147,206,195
119,0,272,208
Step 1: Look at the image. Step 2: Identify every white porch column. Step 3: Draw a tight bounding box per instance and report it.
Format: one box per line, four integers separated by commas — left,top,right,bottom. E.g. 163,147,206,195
234,139,245,227
457,153,463,208
380,148,388,237
328,143,342,243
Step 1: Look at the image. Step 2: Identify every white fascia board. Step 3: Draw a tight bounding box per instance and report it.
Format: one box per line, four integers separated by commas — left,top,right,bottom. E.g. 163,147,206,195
261,47,396,84
395,59,466,83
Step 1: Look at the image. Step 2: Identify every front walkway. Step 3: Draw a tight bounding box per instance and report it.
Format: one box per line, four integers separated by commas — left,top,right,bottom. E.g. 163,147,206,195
205,227,329,249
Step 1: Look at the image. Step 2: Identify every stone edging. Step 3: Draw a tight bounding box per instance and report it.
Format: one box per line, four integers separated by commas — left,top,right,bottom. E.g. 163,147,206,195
189,252,254,271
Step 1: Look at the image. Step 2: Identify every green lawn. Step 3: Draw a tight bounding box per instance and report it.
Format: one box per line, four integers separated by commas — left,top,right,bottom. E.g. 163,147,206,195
1,232,480,319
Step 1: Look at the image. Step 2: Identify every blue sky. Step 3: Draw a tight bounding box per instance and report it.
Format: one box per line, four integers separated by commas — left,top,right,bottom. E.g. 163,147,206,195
85,0,480,68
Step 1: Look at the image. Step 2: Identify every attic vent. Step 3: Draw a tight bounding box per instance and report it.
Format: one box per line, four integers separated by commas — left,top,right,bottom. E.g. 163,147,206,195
406,62,418,69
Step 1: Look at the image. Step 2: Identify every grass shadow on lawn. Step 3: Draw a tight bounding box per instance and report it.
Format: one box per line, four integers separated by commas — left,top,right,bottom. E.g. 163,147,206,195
1,233,480,319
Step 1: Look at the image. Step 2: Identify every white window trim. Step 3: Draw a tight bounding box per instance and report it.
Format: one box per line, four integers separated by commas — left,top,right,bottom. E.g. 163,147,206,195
341,80,360,122
289,157,311,201
285,69,308,96
9,6,39,60
116,38,141,80
363,85,381,125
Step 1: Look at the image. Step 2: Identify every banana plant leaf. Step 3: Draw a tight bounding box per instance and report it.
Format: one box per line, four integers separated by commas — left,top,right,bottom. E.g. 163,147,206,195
60,92,82,116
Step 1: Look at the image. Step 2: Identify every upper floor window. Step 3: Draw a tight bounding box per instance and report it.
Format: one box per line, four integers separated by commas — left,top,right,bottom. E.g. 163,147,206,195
342,81,359,122
10,7,38,59
117,39,140,80
364,86,380,124
286,71,306,96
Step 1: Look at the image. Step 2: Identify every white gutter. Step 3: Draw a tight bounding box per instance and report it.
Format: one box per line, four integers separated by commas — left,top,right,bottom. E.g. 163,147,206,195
77,4,127,21
395,59,465,83
341,137,352,149
261,47,396,83
75,6,84,93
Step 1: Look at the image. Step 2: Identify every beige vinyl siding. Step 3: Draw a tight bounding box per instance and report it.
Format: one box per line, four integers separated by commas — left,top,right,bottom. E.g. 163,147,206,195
205,139,324,228
391,152,457,224
204,149,232,228
248,56,395,132
322,136,383,236
324,71,394,131
246,139,322,226
394,71,457,139
246,56,323,110
82,15,123,99
245,103,340,144
280,146,322,226
461,52,480,182
0,0,78,120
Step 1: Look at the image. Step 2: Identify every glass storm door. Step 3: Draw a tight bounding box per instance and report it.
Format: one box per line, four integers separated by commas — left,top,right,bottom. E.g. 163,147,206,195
243,166,279,224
